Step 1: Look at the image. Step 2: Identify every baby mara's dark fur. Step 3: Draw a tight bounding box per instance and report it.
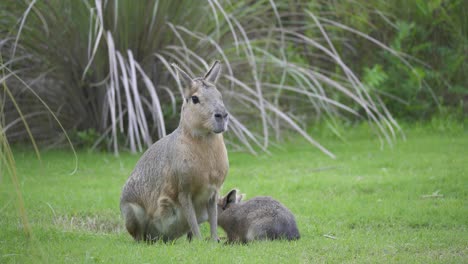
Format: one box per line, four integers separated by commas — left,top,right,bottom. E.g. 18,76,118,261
217,189,300,243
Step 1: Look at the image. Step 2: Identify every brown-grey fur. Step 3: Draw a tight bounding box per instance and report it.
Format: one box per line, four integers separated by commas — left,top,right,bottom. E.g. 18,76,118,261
217,189,300,243
120,61,229,242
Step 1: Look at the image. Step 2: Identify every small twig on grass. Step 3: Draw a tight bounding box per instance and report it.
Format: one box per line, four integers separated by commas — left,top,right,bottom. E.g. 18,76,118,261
421,190,444,199
323,234,337,240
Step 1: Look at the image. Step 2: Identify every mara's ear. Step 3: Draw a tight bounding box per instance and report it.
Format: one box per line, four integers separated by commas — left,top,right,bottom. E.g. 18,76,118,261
204,60,222,84
171,63,195,98
223,189,238,210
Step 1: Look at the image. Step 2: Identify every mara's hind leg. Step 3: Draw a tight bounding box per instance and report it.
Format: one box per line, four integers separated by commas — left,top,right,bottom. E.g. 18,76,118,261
121,202,147,241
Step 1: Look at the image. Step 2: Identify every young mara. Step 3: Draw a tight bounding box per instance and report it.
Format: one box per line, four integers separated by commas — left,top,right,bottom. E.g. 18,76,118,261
120,61,229,242
217,189,300,243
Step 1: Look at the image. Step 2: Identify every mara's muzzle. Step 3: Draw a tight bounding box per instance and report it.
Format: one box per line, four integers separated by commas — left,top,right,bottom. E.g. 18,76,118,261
213,112,229,134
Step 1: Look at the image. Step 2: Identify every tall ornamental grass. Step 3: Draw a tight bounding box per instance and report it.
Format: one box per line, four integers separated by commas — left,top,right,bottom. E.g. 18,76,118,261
1,0,409,157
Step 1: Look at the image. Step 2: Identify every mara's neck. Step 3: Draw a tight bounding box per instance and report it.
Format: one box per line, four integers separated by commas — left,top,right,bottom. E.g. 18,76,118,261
178,122,223,143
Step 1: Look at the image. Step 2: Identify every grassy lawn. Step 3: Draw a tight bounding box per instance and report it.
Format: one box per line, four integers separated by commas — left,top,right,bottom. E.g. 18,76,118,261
1,123,467,263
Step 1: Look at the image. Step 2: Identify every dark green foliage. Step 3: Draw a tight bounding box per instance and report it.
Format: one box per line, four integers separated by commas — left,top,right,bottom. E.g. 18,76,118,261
325,0,467,119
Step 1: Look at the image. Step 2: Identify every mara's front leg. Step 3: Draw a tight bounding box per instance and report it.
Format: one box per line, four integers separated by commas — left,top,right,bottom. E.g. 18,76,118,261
207,192,220,242
178,192,201,239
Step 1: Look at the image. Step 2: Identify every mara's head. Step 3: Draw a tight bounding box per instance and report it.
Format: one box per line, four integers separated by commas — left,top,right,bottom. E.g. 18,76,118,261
172,61,228,136
218,189,245,213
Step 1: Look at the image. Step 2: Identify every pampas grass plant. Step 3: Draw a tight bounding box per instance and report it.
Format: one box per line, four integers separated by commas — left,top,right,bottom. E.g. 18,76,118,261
1,0,408,157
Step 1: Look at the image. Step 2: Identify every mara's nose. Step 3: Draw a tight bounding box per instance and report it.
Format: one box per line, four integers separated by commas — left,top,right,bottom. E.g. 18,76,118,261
214,112,228,120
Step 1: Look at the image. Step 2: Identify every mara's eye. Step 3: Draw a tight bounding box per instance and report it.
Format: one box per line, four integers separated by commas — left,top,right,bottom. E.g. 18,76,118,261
191,96,200,104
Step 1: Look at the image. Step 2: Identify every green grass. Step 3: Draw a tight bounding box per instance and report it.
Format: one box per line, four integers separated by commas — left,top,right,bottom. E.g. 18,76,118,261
1,124,467,263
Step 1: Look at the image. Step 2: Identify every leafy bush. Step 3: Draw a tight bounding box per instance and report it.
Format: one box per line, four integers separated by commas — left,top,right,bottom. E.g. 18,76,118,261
321,0,467,120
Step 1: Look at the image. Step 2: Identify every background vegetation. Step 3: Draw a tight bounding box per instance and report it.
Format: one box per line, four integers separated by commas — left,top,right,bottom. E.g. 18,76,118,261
2,0,465,155
321,0,467,119
0,0,466,262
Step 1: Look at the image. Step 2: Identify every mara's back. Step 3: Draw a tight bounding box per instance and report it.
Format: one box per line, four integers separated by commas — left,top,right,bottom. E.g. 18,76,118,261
120,129,177,210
